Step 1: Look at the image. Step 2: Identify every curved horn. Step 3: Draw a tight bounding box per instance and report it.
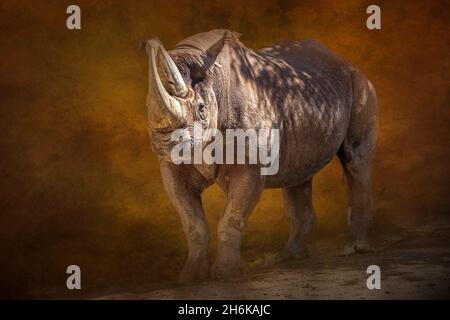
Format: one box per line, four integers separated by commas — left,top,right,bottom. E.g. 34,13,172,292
157,45,188,98
145,39,186,129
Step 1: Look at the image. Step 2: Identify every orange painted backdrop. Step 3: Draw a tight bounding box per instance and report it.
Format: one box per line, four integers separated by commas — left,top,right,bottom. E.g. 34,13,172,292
0,0,448,297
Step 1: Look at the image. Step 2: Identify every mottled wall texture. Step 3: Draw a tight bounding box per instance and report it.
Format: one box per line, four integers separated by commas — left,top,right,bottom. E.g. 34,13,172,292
0,0,449,298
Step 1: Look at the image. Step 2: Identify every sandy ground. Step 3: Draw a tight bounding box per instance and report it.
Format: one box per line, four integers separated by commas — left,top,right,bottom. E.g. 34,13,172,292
99,218,450,300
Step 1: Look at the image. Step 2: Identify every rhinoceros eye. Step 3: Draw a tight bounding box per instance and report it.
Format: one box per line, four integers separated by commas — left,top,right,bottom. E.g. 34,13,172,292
198,103,206,113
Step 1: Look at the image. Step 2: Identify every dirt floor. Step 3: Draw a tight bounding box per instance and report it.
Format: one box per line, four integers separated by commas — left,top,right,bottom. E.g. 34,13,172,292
99,248,450,299
98,214,450,300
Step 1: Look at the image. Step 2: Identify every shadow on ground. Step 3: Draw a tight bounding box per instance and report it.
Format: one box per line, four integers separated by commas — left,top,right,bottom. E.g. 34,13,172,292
98,213,450,299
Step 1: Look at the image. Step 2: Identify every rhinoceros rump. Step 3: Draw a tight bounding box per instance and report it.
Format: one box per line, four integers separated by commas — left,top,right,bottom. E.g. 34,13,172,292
143,29,377,282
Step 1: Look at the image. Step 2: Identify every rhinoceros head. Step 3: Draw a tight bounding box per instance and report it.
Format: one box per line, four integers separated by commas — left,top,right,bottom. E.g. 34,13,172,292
144,29,241,160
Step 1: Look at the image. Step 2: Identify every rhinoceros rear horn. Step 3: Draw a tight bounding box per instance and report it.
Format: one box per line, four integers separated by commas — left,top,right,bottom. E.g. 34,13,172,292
145,38,187,129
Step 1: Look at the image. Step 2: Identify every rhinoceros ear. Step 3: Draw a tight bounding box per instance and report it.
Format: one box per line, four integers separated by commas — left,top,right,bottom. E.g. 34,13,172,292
202,30,241,70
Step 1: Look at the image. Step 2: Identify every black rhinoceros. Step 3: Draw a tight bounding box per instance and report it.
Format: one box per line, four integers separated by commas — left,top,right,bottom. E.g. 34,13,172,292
143,29,377,282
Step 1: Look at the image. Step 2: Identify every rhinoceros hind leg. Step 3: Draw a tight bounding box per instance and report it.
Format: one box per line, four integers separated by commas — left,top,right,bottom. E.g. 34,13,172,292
275,179,315,262
338,76,377,255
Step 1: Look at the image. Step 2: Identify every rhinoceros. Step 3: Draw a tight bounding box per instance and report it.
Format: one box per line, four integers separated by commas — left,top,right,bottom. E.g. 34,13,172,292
143,29,377,282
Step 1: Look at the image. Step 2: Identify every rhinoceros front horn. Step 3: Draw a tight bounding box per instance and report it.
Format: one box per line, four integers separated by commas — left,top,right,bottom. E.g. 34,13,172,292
145,38,187,129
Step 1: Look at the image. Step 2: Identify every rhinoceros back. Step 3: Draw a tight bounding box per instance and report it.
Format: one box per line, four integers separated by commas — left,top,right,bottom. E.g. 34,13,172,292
256,40,356,187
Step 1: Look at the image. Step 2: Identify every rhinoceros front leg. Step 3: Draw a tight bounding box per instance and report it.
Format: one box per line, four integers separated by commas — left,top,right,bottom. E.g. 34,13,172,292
159,160,211,283
213,166,264,279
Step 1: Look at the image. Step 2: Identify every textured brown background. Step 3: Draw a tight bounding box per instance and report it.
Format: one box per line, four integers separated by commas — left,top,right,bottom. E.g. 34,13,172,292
0,0,449,298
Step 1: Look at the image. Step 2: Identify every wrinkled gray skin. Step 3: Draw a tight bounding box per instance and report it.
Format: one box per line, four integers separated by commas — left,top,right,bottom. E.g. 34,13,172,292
143,29,377,282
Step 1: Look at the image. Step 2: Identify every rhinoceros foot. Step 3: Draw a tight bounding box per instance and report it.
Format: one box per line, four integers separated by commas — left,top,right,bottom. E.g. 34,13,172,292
272,244,310,264
341,240,376,256
179,256,210,284
211,255,246,279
